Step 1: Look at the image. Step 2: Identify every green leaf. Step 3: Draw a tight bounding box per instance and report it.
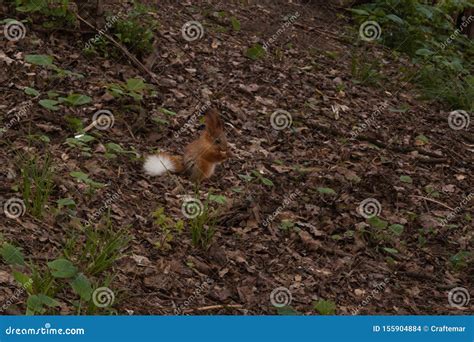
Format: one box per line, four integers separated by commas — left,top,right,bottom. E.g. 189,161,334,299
245,44,266,60
160,108,177,116
56,198,76,208
383,247,399,255
209,194,227,204
276,305,300,315
38,135,50,143
37,294,60,307
105,142,124,153
13,271,33,292
450,251,470,268
400,175,413,184
1,243,25,266
347,8,370,16
415,134,429,144
317,187,336,195
26,294,60,315
70,171,89,181
313,299,336,315
60,94,92,106
39,99,60,111
24,87,40,96
126,78,146,92
238,174,253,182
25,54,54,66
389,224,404,236
385,14,404,25
47,258,78,278
368,216,388,229
260,177,274,187
230,16,241,31
415,48,434,56
71,273,92,301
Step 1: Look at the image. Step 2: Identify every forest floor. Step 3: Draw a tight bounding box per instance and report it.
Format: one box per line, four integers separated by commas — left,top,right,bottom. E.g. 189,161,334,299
0,0,472,315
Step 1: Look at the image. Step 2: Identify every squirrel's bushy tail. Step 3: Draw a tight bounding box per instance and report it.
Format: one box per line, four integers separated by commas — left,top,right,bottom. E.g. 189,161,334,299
143,153,184,176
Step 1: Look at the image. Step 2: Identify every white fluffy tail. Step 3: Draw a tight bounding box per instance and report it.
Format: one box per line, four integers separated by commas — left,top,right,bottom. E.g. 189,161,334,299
143,154,176,176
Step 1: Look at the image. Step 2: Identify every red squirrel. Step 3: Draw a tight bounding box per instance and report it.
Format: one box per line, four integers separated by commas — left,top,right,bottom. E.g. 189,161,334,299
144,108,229,182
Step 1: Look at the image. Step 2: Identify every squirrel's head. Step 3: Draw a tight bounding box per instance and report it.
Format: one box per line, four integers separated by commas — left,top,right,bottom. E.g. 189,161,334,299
204,108,229,160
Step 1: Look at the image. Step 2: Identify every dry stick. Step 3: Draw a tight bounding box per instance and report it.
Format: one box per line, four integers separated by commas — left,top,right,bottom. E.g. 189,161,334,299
75,14,159,85
410,195,454,211
182,304,243,313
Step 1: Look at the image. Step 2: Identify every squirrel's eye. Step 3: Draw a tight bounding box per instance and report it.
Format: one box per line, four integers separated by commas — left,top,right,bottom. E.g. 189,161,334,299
215,138,221,144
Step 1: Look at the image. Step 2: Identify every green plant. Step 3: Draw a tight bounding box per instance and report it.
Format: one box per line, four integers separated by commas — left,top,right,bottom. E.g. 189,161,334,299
11,0,75,27
104,142,139,160
86,3,158,57
450,251,472,270
0,215,131,314
351,51,382,85
250,170,274,186
63,216,130,277
0,241,91,315
70,170,105,195
313,299,336,315
106,78,149,101
25,54,83,80
279,219,296,233
245,44,266,60
188,193,226,250
65,134,95,157
19,153,54,218
152,207,184,251
349,0,474,111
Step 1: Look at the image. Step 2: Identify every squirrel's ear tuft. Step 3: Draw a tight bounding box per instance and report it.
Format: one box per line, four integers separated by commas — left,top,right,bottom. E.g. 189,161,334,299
205,108,223,136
